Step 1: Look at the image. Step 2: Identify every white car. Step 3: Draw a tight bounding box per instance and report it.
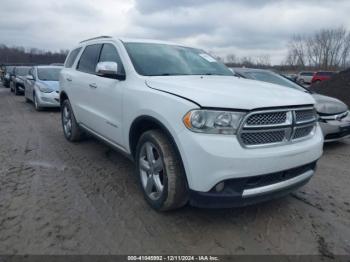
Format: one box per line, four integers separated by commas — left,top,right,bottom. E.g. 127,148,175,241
24,66,62,110
59,36,323,211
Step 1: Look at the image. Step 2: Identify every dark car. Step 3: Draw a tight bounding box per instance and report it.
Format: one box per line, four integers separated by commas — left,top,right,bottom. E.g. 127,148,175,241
233,68,350,142
2,66,15,88
311,71,335,84
10,66,31,95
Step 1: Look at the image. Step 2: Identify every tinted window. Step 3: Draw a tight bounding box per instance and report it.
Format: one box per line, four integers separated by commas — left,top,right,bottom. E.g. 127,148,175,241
15,67,31,76
124,43,233,76
99,44,125,74
77,44,102,74
65,47,81,68
301,72,314,76
240,71,306,92
38,68,62,81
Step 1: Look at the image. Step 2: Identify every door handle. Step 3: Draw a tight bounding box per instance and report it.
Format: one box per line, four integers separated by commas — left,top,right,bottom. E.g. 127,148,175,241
89,83,98,89
66,77,72,82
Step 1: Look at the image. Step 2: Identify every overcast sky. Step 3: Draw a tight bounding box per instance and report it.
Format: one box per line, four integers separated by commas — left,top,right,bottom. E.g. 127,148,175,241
0,0,349,64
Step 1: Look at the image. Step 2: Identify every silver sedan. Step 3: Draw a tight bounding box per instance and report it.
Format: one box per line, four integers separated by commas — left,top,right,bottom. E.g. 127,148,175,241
24,66,62,111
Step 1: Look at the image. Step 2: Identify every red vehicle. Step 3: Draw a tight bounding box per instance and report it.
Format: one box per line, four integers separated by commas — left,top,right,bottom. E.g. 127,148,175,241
311,71,335,84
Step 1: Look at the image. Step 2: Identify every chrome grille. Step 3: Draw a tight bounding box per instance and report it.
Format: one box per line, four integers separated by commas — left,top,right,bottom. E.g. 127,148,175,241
295,109,316,123
241,130,286,145
293,125,314,140
239,107,316,148
246,111,287,126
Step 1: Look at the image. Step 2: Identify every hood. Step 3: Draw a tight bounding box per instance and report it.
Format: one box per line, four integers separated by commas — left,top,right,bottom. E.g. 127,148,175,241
312,94,348,115
146,76,315,110
39,80,59,91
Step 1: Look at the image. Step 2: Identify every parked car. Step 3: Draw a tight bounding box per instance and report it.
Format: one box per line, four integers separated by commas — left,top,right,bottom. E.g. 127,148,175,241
60,36,323,211
24,66,63,110
297,71,314,84
311,71,335,84
10,66,31,95
2,66,15,88
233,68,350,142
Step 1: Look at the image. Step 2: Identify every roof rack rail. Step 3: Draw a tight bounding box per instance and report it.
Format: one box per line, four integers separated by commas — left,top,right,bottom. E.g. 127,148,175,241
79,36,112,43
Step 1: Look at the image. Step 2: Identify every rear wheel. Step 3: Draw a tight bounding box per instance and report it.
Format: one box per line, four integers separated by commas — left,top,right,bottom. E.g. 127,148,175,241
136,130,189,211
61,99,83,142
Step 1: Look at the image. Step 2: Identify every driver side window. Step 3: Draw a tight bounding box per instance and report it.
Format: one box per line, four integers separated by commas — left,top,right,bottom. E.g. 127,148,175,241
99,43,125,75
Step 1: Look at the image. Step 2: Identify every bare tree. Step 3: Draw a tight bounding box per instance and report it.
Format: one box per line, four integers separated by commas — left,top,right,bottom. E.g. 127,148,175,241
285,27,350,70
256,54,271,67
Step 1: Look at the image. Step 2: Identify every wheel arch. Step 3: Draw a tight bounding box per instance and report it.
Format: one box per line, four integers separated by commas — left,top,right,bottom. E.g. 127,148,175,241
129,115,183,164
59,91,69,106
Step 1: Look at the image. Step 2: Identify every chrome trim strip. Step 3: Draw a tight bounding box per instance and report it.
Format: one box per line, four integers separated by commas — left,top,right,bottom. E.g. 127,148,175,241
319,111,348,121
242,170,314,198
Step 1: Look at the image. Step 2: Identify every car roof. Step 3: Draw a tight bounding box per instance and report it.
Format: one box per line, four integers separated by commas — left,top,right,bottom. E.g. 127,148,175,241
78,36,187,47
35,65,63,69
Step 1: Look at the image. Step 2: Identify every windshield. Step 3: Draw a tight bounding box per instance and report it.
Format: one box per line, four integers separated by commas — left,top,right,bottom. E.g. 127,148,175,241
124,42,233,76
15,67,31,76
239,70,307,92
38,68,61,81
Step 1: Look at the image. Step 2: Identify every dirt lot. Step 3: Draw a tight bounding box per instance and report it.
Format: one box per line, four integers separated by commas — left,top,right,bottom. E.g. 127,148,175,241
0,85,349,257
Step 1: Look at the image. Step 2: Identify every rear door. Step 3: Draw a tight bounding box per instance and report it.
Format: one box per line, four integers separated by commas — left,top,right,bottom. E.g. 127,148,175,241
69,44,102,125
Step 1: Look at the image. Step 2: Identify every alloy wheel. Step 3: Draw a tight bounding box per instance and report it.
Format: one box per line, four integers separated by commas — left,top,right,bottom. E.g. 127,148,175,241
139,142,165,200
62,104,72,138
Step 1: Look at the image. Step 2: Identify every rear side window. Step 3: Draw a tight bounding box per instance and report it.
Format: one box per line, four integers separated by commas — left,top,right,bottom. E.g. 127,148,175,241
99,43,125,74
65,47,81,68
77,44,102,74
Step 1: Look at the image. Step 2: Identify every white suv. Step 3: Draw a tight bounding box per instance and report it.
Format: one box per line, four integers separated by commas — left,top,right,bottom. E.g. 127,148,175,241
59,36,323,211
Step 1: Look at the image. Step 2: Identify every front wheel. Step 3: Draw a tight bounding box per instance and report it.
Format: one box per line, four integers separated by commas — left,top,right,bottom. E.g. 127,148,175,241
136,130,189,211
33,94,42,111
61,99,84,142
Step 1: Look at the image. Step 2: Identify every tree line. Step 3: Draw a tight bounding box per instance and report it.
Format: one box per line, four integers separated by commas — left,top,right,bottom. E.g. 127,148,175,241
285,27,350,70
0,44,68,65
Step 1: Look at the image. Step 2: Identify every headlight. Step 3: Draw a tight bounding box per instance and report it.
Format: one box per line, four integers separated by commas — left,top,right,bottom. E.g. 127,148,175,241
38,85,53,93
183,109,246,135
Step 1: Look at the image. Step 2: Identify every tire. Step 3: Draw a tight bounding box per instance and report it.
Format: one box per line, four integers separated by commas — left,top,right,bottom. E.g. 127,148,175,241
61,99,83,142
33,94,42,111
136,130,189,211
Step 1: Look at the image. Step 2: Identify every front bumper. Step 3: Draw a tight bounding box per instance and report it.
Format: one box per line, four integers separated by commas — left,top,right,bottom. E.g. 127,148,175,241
319,114,350,142
176,125,323,193
37,91,60,108
190,162,316,208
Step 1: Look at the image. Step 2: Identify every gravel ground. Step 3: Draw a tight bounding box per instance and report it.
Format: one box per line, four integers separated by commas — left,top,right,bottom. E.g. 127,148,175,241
0,85,349,256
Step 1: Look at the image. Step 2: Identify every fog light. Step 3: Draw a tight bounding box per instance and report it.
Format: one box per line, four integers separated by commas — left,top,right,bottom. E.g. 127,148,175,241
215,182,225,192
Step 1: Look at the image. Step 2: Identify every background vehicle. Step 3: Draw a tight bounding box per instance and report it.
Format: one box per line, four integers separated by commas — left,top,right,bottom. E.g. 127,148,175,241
10,66,31,95
297,71,314,84
2,66,15,87
233,68,350,142
24,66,63,110
60,36,323,211
311,71,335,84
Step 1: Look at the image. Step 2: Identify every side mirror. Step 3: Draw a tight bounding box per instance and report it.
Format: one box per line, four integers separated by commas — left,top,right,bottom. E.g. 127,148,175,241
96,61,125,80
26,75,34,80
